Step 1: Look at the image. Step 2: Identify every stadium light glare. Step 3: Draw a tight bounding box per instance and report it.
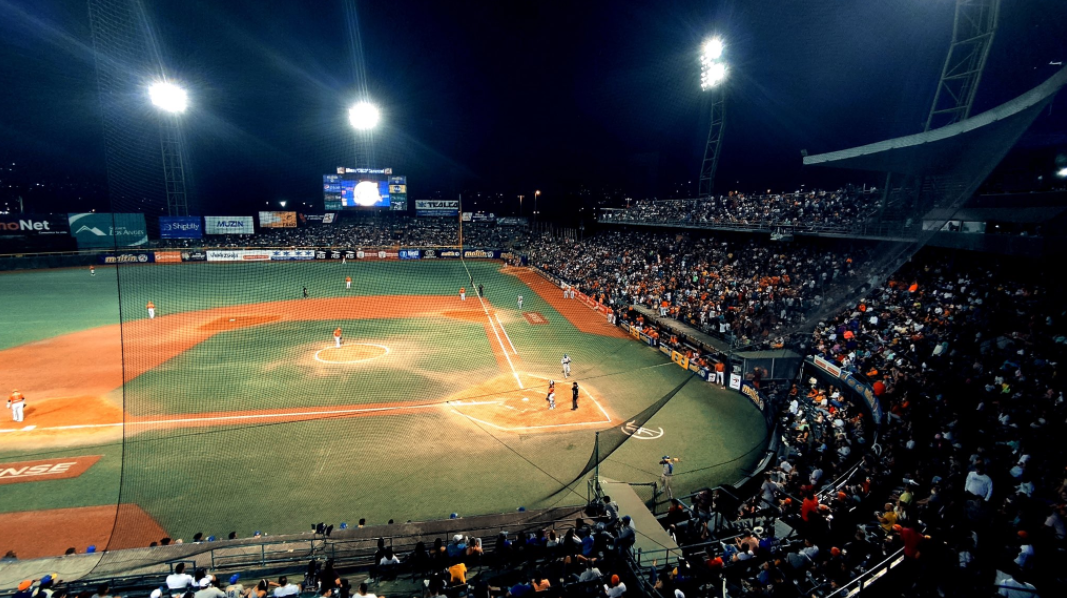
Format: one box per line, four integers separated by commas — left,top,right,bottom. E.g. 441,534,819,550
1057,167,1067,178
348,101,381,130
701,62,727,89
703,38,724,61
149,81,188,114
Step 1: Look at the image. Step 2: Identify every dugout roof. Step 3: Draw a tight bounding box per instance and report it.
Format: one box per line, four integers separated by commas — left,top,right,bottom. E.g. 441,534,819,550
803,66,1067,177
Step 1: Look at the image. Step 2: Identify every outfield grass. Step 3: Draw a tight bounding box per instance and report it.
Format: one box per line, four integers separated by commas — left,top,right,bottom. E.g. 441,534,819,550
0,260,769,543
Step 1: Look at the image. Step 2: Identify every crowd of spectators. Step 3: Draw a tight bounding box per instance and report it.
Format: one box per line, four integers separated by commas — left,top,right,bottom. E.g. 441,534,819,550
599,190,883,233
154,220,527,250
528,227,1064,596
528,230,872,349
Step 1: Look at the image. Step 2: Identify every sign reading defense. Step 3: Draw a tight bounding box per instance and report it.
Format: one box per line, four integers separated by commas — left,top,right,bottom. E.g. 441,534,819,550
0,455,102,485
68,213,148,248
204,216,254,235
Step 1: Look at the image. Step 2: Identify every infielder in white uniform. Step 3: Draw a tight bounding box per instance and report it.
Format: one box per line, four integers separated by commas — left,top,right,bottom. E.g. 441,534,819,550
517,295,523,310
547,389,556,410
561,354,572,378
7,390,25,422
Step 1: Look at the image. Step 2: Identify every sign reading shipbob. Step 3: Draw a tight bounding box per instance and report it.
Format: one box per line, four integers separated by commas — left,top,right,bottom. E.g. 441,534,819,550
204,216,254,235
159,216,202,239
68,213,148,248
0,213,70,237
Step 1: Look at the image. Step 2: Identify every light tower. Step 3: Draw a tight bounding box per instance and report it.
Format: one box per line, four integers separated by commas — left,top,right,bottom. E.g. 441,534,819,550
149,81,190,217
348,100,381,169
925,0,1001,131
699,37,727,198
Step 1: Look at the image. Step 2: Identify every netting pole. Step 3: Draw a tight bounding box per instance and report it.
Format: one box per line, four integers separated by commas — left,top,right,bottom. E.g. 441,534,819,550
593,431,600,493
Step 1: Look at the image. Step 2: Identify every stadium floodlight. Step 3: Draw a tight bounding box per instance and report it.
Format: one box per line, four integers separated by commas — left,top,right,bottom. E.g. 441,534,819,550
703,38,724,61
1057,167,1067,178
700,37,727,90
348,101,381,130
149,81,188,114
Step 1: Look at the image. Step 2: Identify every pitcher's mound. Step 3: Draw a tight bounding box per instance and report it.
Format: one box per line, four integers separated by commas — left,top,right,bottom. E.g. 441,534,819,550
315,344,390,364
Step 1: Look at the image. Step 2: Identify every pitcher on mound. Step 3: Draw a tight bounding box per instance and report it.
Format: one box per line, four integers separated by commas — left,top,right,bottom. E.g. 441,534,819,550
333,327,343,348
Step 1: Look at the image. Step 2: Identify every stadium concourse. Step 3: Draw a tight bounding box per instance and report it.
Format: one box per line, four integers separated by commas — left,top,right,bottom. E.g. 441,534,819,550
3,216,1065,598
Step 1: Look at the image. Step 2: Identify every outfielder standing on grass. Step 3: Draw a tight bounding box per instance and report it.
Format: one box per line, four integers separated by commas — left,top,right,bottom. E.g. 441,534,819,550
90,265,95,276
146,301,156,319
517,295,523,310
460,287,466,301
7,389,25,422
345,276,352,290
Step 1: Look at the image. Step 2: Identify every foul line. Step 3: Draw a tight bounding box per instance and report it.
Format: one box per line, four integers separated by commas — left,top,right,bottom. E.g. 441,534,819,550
495,313,518,355
2,402,456,433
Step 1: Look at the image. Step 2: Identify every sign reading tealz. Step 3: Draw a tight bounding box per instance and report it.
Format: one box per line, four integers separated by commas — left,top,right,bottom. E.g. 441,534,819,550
0,455,102,485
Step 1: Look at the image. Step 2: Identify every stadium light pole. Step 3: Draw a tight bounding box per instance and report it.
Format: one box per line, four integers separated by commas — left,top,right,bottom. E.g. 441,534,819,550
698,37,727,199
149,80,190,217
518,194,525,217
534,190,541,221
348,100,380,169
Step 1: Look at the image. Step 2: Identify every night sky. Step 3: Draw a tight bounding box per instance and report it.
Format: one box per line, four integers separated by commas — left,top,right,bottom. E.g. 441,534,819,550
1,0,1066,216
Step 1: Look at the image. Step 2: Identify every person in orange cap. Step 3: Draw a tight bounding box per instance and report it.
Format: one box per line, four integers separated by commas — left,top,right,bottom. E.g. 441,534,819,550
345,276,352,290
7,389,25,422
333,327,342,348
146,301,156,319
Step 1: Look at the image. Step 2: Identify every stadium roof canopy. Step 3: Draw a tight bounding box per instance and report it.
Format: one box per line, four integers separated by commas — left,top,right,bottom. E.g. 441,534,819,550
803,66,1067,177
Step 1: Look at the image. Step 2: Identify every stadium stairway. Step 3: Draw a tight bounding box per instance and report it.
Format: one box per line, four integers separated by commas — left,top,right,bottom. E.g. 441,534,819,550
599,477,680,566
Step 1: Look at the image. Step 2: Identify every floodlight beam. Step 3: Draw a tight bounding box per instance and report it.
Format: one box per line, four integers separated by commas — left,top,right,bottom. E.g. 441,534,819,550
149,81,188,114
348,101,381,130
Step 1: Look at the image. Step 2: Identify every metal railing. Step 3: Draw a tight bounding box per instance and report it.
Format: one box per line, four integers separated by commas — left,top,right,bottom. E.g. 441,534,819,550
597,213,920,240
824,548,905,598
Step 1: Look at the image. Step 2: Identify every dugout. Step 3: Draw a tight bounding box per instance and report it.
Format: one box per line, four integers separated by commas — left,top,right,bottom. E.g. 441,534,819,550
735,349,802,382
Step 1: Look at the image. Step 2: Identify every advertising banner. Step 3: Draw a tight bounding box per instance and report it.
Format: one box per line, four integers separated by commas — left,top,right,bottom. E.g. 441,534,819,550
355,250,399,260
98,252,155,265
496,217,529,226
0,214,70,237
298,213,326,226
159,216,202,239
842,373,884,426
204,216,254,235
268,250,315,261
68,213,148,248
421,249,461,259
206,249,272,262
729,373,742,390
462,249,502,259
154,251,183,263
259,211,297,228
739,382,766,412
398,249,421,260
671,351,690,370
813,355,843,378
181,250,207,262
415,200,459,217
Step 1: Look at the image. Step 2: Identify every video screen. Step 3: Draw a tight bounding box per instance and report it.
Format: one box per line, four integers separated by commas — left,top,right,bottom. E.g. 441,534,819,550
324,169,405,210
340,180,390,207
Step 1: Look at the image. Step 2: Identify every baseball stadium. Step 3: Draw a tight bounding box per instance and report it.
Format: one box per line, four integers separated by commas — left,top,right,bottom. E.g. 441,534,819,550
3,1,1067,598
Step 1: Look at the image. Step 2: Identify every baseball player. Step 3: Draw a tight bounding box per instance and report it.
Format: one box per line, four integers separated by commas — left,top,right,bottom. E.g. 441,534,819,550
460,287,466,301
561,354,572,378
303,287,309,299
546,388,556,410
659,456,678,499
90,265,95,276
571,382,579,410
7,390,25,422
333,327,343,348
345,276,352,290
146,301,156,319
517,295,523,310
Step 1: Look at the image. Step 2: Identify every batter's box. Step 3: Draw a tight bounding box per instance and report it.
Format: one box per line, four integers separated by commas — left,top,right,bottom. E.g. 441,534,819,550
523,312,549,325
447,373,610,433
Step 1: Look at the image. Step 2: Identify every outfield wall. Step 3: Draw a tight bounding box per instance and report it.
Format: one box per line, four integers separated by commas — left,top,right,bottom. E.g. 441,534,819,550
0,247,526,271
